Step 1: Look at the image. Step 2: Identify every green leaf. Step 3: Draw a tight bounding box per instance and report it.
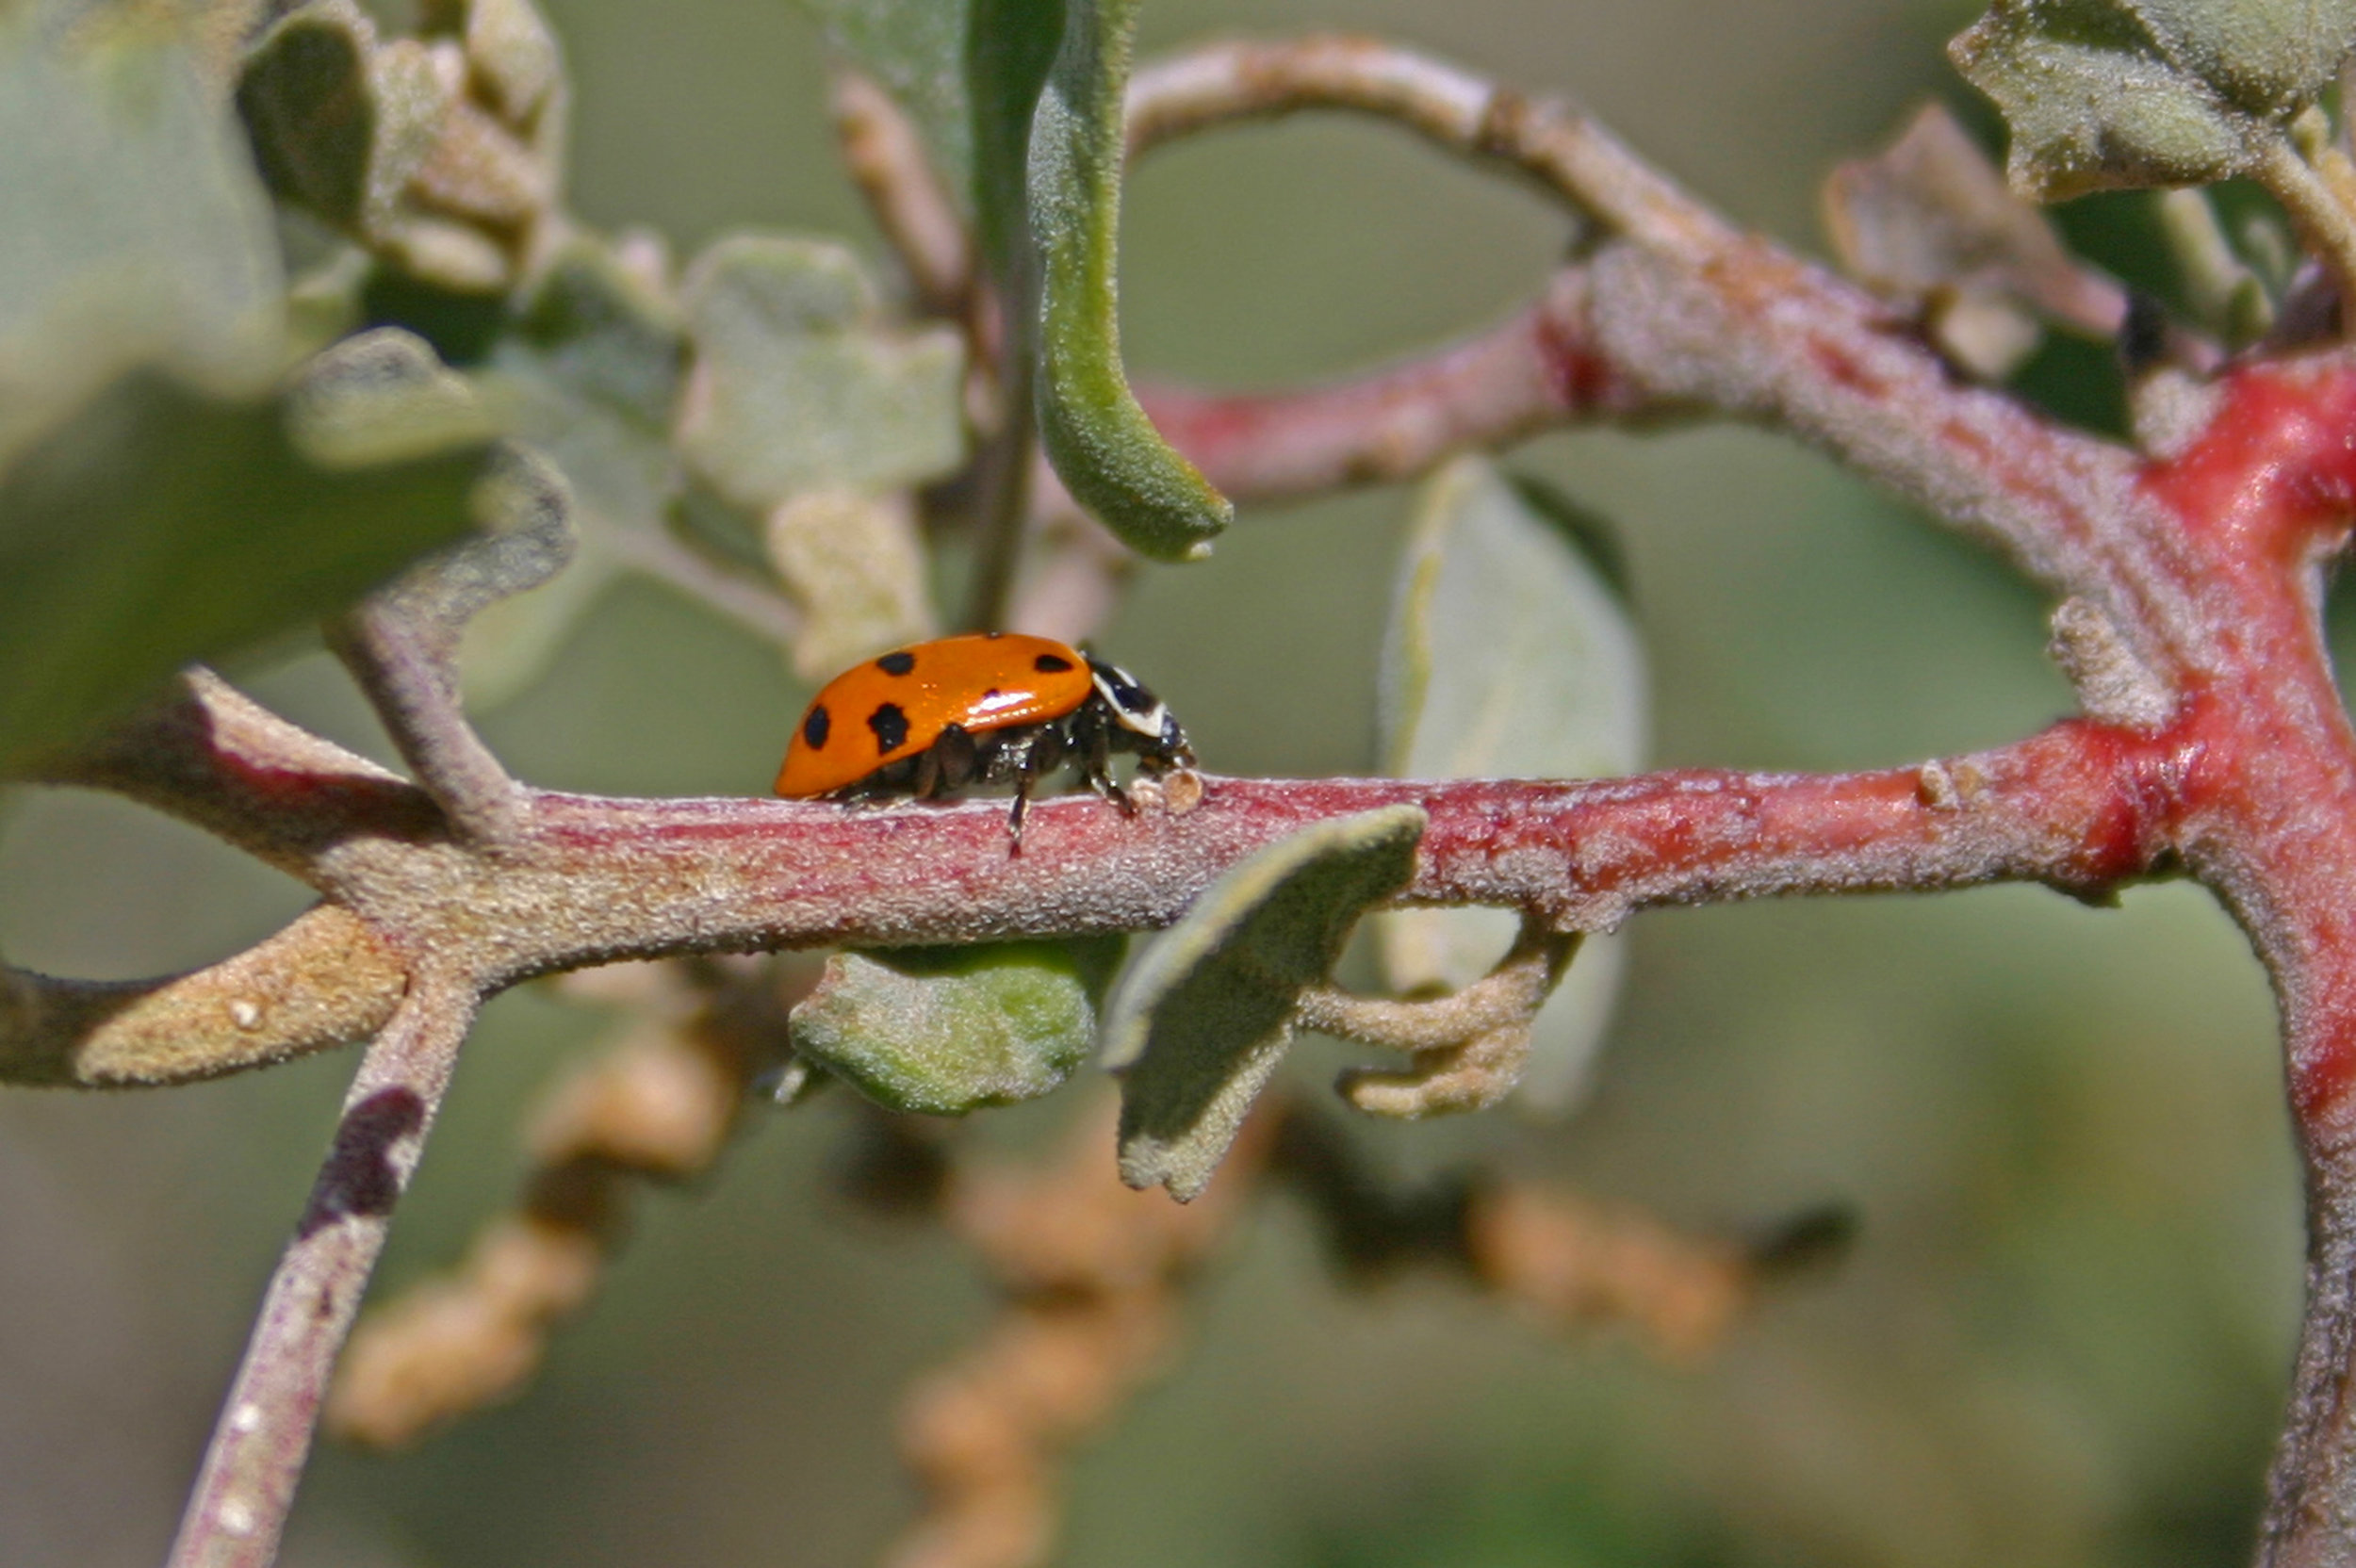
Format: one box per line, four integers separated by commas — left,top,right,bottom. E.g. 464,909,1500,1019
2132,0,2356,115
0,361,499,772
1027,0,1231,563
789,936,1127,1114
1373,457,1647,1118
0,8,285,470
1948,0,2356,199
674,235,966,509
1104,806,1428,1200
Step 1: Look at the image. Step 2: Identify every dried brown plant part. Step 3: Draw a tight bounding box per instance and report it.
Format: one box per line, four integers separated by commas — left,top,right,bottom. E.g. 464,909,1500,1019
1263,1098,1808,1360
327,956,791,1447
1822,102,2137,379
1299,913,1577,1117
888,1096,1273,1568
1465,1184,1759,1363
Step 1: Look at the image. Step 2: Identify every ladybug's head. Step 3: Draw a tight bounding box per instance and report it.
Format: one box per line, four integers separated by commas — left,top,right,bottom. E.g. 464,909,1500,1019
1084,656,1194,768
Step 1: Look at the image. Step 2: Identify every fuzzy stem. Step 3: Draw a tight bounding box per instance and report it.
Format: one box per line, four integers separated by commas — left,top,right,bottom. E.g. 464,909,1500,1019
2253,136,2356,326
166,972,479,1568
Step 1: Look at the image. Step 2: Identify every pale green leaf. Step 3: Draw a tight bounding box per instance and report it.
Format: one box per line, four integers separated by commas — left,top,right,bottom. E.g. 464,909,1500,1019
0,8,285,469
790,936,1127,1115
1105,807,1427,1200
1373,457,1647,1118
675,235,966,509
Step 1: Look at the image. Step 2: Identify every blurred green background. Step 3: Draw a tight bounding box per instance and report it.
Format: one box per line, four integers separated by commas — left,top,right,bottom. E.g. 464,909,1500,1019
0,0,2315,1564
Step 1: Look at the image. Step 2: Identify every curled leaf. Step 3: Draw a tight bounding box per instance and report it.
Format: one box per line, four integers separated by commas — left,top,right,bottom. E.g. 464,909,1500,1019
237,0,564,293
1104,806,1427,1200
1027,0,1232,563
1373,458,1644,1119
790,937,1127,1115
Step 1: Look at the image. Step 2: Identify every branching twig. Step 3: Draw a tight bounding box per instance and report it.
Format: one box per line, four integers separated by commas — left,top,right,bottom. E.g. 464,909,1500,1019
1122,36,2206,690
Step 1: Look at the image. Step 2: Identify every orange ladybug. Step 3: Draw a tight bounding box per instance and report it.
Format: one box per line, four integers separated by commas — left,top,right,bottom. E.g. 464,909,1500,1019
775,632,1196,844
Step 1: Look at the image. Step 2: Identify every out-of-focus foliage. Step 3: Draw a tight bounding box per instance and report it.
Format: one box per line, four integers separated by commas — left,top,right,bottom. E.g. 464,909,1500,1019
1373,457,1646,1119
788,936,1127,1114
238,0,564,291
675,234,964,508
0,6,282,467
1106,806,1426,1200
459,237,683,705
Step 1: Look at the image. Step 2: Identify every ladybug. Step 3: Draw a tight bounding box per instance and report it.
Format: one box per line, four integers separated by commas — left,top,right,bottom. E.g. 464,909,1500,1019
775,632,1196,844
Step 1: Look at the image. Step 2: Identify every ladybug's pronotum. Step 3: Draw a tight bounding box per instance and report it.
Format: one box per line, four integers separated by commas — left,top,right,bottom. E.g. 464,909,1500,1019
775,632,1196,844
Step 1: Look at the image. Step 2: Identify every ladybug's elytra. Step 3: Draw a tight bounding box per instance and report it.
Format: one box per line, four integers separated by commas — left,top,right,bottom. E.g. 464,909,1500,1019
775,632,1196,844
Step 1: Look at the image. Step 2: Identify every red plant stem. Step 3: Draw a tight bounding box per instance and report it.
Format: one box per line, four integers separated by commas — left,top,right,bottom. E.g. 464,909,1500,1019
2097,362,2356,1564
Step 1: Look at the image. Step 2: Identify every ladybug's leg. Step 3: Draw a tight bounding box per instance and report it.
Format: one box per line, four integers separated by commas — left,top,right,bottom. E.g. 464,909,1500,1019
916,724,978,800
1081,720,1136,814
1003,727,1060,848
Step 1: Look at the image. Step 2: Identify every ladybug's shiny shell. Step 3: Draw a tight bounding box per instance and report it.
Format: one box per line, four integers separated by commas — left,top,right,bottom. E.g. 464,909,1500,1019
775,632,1095,798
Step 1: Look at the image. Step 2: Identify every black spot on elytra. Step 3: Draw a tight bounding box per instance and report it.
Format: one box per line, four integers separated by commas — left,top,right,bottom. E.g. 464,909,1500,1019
1034,652,1073,673
876,650,917,676
983,688,1002,702
868,702,910,753
802,704,831,750
297,1086,425,1237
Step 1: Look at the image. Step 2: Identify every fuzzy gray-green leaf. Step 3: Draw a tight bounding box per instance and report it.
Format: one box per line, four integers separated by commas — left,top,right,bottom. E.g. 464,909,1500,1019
791,936,1127,1115
675,235,965,509
2133,0,2356,116
1373,457,1646,1118
1947,0,2349,198
1106,807,1427,1200
237,1,450,238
